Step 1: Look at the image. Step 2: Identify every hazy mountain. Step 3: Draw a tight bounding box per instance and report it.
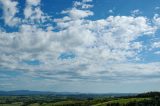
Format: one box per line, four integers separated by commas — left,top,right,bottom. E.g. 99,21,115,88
0,90,137,97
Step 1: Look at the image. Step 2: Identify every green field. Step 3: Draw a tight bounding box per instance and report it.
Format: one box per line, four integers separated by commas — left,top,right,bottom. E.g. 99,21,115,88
0,102,23,106
93,98,150,106
0,98,155,106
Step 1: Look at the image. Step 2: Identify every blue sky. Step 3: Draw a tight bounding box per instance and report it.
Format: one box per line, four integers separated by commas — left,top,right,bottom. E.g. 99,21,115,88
0,0,160,93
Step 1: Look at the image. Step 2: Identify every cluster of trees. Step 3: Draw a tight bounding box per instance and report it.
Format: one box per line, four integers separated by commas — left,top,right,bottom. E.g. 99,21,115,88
104,99,160,106
100,92,160,106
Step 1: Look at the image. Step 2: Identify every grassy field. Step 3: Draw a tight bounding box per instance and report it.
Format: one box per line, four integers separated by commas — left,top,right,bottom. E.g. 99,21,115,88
0,98,152,106
0,102,23,106
93,98,150,106
40,101,84,106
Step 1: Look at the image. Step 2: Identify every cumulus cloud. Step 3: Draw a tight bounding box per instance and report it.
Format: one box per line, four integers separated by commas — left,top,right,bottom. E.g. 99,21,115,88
74,1,93,9
24,0,48,23
61,8,93,19
0,0,160,83
0,0,20,26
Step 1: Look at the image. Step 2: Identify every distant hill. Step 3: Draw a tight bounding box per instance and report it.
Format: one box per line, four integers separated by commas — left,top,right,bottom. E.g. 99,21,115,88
137,92,160,97
0,90,137,97
0,90,54,96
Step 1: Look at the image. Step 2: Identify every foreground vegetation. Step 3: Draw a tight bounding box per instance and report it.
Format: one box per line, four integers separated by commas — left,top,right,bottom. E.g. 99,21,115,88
0,92,160,106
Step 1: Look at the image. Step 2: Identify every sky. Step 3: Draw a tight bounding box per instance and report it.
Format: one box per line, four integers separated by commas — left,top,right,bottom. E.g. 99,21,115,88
0,0,160,93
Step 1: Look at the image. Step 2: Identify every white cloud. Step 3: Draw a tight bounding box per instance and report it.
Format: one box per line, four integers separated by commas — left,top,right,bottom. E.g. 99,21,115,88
108,9,113,13
26,0,41,6
152,41,160,48
73,1,82,7
82,4,93,9
153,14,160,27
61,8,93,19
131,42,142,50
73,1,93,9
131,9,141,16
24,0,47,23
0,0,20,26
82,0,92,3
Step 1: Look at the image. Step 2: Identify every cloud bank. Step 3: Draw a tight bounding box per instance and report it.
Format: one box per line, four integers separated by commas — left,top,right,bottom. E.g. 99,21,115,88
0,0,160,85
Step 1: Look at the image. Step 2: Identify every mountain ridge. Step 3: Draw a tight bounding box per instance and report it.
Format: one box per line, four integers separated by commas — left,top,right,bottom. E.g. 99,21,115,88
0,90,138,97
